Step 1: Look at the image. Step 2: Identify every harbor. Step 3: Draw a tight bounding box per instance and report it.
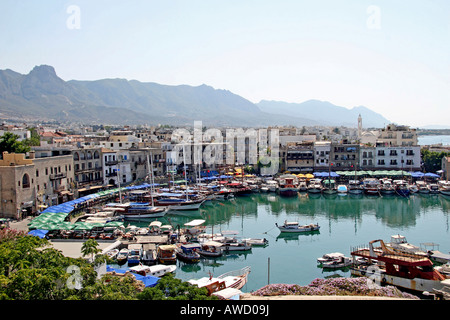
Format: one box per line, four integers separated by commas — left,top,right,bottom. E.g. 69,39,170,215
20,172,450,298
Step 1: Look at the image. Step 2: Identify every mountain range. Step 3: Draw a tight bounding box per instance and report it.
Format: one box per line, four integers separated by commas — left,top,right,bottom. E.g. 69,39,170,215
0,65,390,128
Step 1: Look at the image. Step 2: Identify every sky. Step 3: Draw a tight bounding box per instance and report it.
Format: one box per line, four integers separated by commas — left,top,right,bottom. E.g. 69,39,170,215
0,0,449,128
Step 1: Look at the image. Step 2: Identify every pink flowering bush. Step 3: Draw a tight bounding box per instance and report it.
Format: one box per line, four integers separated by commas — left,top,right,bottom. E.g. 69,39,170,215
252,277,419,299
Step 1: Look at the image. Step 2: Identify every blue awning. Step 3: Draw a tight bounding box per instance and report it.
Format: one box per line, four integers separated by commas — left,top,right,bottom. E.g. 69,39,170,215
28,229,49,238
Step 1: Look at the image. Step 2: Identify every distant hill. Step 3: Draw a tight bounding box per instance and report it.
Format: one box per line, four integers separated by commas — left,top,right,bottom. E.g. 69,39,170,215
0,65,389,128
257,100,390,128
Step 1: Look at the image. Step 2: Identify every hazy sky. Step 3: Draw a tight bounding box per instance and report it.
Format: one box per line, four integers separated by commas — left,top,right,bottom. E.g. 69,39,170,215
1,0,449,127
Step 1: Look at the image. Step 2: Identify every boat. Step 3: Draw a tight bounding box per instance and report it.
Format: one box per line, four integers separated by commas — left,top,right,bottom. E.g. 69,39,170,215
127,244,143,266
393,180,410,197
153,193,206,211
439,180,450,196
317,252,347,264
260,184,269,193
409,183,419,194
321,255,352,269
386,234,427,256
198,241,223,258
322,179,337,195
215,187,235,200
221,239,252,252
266,180,279,192
347,180,363,195
116,248,129,265
428,183,440,194
183,219,206,236
241,238,269,246
277,174,299,197
188,266,251,295
350,239,447,294
226,182,253,196
416,181,430,194
298,179,308,192
176,243,201,263
362,178,380,196
276,221,320,233
337,184,347,195
129,263,176,277
106,202,168,220
307,179,323,194
141,244,158,265
379,179,395,196
105,248,119,260
157,244,177,264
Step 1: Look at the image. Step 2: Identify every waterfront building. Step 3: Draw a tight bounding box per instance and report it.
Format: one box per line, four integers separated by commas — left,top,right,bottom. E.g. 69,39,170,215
0,151,74,219
378,124,418,146
283,142,315,173
359,145,376,170
313,141,331,171
375,144,421,171
330,141,360,170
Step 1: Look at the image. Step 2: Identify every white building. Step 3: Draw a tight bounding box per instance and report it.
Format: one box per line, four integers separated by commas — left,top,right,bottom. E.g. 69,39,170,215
375,145,421,171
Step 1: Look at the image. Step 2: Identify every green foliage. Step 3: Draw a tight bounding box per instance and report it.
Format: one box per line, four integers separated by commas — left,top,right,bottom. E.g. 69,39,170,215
0,132,30,155
421,149,449,173
0,229,214,300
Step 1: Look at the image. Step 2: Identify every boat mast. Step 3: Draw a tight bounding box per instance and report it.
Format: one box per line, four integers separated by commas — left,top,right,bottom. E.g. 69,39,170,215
147,153,155,207
183,144,188,201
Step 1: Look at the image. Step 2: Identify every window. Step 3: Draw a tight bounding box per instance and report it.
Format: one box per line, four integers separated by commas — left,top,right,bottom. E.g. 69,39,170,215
22,174,30,188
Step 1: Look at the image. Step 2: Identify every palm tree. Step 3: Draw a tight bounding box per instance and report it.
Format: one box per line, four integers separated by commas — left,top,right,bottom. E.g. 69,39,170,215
81,239,101,263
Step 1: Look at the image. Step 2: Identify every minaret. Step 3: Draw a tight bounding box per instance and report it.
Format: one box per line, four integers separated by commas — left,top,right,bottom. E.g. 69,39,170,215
358,114,362,139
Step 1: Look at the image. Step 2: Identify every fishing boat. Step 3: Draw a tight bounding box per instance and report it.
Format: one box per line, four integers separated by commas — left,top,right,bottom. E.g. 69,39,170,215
393,180,410,197
379,179,395,196
362,178,380,196
347,180,363,195
416,181,430,194
176,243,201,263
157,244,177,264
276,221,320,233
141,244,158,265
322,179,337,195
116,248,129,265
215,187,235,200
307,179,323,194
298,179,308,192
129,264,176,277
198,241,223,258
266,180,279,192
105,248,119,260
188,266,251,295
277,174,299,197
221,240,252,252
409,183,419,194
350,239,446,294
428,183,440,194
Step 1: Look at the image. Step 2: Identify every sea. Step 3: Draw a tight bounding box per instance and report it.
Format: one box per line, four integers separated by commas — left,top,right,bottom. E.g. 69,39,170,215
418,135,450,146
112,192,450,293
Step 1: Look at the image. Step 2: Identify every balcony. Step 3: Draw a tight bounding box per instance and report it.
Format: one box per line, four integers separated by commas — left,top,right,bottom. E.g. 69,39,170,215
49,172,67,180
105,160,118,166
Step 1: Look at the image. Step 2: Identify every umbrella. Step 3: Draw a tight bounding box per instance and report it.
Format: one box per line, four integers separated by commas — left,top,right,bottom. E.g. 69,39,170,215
424,172,440,178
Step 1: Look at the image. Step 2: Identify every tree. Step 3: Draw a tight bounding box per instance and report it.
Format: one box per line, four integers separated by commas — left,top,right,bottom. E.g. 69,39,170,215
421,149,449,173
0,132,30,156
81,239,101,263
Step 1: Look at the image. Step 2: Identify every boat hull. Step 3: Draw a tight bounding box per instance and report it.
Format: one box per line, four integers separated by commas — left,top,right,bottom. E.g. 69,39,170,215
278,188,298,197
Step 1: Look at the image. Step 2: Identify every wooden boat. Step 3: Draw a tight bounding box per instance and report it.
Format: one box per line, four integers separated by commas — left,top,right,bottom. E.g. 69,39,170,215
416,181,430,194
350,239,446,294
221,237,252,252
278,175,299,197
379,179,395,196
141,244,158,265
347,180,363,195
157,244,177,264
105,248,119,260
176,243,201,263
116,248,129,265
276,221,320,233
428,183,440,194
188,266,251,295
198,241,223,257
439,181,450,196
322,179,337,195
106,202,167,220
129,264,176,277
362,178,380,196
317,252,347,264
241,238,269,246
307,179,323,194
393,180,410,197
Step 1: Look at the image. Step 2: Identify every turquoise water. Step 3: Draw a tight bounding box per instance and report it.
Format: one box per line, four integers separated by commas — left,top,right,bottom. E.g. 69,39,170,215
117,193,450,293
418,135,450,146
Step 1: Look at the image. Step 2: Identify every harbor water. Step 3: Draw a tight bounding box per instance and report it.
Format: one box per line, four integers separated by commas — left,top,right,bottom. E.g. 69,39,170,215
114,192,450,293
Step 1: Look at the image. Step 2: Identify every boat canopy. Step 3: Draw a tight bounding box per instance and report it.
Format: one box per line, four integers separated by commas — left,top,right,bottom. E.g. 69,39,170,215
184,219,206,227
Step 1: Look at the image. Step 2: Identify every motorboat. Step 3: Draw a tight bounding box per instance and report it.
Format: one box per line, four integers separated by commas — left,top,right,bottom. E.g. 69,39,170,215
129,264,176,277
276,221,320,233
363,178,380,196
198,241,223,258
337,184,348,195
386,234,427,256
176,243,201,263
116,248,129,265
241,238,269,247
379,179,395,196
428,183,440,194
188,266,251,295
221,239,252,252
322,179,337,195
266,180,279,192
393,180,410,197
141,244,158,265
183,219,206,236
416,181,430,194
439,180,450,196
317,252,346,264
127,244,143,266
320,255,352,269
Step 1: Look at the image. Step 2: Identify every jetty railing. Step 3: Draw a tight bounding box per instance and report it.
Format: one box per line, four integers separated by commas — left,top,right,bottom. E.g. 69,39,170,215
218,266,251,279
